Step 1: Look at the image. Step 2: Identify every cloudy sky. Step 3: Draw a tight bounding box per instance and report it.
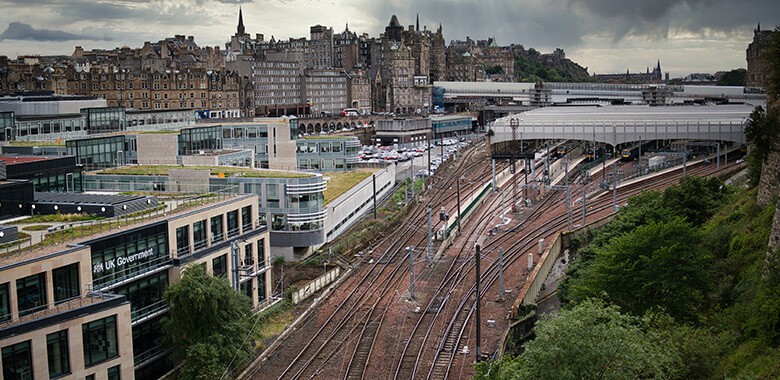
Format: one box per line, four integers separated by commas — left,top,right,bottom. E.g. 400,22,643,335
0,0,776,77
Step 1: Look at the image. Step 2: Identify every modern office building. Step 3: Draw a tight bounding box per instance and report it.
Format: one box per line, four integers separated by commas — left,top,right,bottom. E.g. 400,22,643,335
430,115,473,139
375,118,431,147
0,193,271,379
81,167,326,260
0,155,83,192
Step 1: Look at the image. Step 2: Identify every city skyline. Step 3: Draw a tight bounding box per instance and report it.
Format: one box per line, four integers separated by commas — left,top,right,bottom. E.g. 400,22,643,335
0,0,776,78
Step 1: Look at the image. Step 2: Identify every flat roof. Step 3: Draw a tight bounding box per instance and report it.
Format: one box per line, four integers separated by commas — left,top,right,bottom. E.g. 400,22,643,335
503,104,754,126
0,193,257,268
0,155,49,164
97,165,315,178
33,193,149,206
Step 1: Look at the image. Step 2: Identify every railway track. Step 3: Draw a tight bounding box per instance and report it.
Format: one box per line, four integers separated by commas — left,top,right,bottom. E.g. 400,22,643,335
244,143,744,379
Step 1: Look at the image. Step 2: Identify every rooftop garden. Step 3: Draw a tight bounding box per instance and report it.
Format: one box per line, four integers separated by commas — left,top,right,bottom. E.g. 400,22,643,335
323,169,376,204
7,140,66,147
98,165,314,178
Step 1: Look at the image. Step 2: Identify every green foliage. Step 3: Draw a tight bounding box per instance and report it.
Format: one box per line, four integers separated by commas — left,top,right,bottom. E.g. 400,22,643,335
717,68,747,86
661,176,732,226
567,218,712,321
475,300,678,380
745,106,780,185
483,65,504,75
162,265,258,379
512,49,590,83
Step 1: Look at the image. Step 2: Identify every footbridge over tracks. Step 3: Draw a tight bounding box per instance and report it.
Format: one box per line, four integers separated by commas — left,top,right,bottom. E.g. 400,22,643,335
489,105,753,148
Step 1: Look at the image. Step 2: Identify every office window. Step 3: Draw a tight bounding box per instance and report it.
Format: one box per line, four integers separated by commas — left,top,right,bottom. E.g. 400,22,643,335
0,283,9,322
239,278,253,300
82,315,119,366
243,244,253,267
107,365,121,380
53,263,80,303
115,272,168,322
241,205,253,232
2,340,33,380
257,239,266,269
47,330,70,378
86,375,95,380
176,225,190,256
211,215,224,243
193,220,207,250
227,210,239,238
212,254,227,277
16,273,47,316
257,274,267,304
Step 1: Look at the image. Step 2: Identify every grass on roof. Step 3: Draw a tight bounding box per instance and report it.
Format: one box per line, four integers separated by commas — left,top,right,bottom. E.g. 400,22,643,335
8,140,66,147
323,169,376,204
98,165,313,178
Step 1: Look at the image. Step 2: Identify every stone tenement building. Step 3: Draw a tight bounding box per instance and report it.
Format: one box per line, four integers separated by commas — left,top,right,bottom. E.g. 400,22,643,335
591,60,667,84
746,23,776,88
374,15,439,115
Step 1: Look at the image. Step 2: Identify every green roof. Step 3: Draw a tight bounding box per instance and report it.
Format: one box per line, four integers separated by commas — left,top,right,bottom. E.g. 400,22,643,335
98,165,314,178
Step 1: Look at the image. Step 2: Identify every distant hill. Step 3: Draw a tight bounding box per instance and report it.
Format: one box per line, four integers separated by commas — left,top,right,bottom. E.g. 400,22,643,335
512,46,591,82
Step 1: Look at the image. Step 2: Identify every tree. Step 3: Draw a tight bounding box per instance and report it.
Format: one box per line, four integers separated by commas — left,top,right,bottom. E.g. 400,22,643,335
716,68,747,86
566,218,712,321
661,176,730,226
474,300,678,380
745,106,780,185
163,265,258,379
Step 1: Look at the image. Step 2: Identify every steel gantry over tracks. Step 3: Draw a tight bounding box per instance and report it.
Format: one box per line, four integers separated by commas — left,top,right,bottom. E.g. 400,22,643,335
490,105,753,147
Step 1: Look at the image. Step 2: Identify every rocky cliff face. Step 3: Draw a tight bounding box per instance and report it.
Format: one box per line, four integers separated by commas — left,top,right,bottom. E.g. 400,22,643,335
757,146,780,207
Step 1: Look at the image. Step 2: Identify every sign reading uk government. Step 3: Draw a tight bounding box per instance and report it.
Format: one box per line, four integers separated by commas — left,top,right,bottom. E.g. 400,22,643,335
92,248,155,275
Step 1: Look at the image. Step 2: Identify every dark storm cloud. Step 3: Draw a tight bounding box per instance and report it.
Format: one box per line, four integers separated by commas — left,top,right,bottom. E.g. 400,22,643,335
0,22,110,42
362,1,587,49
569,0,780,40
356,0,775,50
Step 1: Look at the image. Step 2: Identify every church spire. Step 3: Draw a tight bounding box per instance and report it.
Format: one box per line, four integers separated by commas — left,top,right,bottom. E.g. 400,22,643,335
237,6,245,36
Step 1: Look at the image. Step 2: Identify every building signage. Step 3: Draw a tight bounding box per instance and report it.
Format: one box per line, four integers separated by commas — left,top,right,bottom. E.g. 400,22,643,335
92,248,155,275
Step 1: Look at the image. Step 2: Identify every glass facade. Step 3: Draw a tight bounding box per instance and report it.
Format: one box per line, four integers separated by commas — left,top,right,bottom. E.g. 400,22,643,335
178,125,222,155
295,138,359,171
132,318,163,364
16,273,47,316
89,223,169,288
0,111,15,142
115,272,169,322
82,315,119,366
2,340,32,380
83,107,126,134
66,135,127,171
53,263,80,304
47,330,70,378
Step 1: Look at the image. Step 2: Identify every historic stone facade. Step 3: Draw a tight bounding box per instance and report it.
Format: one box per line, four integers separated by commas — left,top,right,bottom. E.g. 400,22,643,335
746,23,775,88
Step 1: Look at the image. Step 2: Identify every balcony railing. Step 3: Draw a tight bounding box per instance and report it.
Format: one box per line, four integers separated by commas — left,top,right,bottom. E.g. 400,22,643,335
92,255,173,290
131,300,169,324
